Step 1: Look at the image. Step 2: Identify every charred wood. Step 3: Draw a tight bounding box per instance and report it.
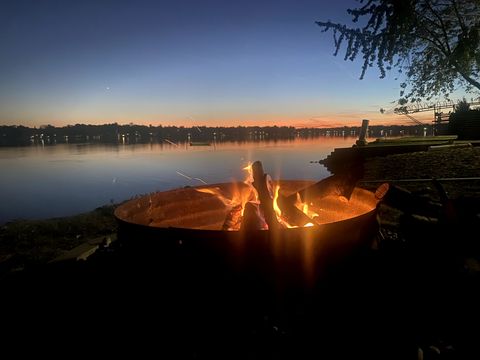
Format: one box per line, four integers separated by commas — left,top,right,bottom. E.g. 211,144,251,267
290,172,359,205
276,193,316,227
240,202,267,231
252,161,280,231
222,204,243,231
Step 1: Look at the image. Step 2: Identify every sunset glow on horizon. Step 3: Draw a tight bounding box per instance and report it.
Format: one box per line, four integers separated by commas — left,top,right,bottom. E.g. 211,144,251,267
0,111,435,129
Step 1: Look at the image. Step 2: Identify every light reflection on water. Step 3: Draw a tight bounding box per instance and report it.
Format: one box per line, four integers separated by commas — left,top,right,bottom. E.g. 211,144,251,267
0,137,355,223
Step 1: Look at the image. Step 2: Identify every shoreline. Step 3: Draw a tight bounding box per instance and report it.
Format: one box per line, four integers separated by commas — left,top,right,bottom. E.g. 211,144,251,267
0,205,117,271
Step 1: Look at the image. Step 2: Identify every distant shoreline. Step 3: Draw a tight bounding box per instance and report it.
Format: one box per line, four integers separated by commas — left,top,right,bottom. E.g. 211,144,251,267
0,123,435,147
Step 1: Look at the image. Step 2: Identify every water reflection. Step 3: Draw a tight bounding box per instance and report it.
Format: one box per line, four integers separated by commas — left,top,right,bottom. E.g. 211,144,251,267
0,137,355,224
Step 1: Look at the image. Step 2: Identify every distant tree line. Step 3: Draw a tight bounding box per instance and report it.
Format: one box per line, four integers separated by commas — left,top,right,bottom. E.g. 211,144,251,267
0,123,433,146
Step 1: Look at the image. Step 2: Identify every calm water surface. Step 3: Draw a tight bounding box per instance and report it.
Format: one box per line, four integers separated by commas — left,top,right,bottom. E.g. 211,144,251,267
0,137,355,224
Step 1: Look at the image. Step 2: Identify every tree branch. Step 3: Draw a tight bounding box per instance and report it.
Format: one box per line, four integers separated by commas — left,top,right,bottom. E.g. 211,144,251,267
451,0,467,34
414,17,450,56
412,8,455,59
424,0,452,54
452,62,480,90
416,35,448,56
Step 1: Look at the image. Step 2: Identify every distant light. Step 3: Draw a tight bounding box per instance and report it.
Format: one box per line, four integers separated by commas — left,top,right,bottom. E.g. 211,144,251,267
106,87,111,91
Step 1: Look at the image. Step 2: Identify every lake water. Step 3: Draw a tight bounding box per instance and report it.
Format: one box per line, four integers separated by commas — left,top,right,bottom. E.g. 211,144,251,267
0,137,355,224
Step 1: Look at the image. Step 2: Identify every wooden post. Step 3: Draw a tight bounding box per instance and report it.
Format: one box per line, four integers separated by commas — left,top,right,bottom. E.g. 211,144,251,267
356,119,369,146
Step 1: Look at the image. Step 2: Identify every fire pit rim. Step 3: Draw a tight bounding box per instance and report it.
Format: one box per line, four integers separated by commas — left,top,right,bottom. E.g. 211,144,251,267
114,180,380,233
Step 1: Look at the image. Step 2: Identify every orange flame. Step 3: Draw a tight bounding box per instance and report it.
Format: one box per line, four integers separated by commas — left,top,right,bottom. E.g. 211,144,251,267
273,185,320,228
294,193,319,220
197,164,323,230
272,185,294,228
196,187,238,207
243,162,254,187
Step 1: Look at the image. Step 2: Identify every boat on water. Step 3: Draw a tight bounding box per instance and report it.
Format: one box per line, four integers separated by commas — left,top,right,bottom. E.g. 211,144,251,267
189,142,211,146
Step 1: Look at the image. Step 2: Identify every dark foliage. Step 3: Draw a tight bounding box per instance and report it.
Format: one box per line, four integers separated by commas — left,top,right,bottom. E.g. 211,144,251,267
448,98,480,139
317,0,480,104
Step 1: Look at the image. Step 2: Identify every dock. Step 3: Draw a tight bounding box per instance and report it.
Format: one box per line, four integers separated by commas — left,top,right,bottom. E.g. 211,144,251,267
189,141,211,146
320,135,480,174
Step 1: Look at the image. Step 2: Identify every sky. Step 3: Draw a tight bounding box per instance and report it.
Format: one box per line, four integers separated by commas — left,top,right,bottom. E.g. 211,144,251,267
0,0,436,128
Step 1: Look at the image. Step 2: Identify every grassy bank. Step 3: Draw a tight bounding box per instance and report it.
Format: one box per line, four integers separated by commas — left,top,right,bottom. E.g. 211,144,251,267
0,205,117,270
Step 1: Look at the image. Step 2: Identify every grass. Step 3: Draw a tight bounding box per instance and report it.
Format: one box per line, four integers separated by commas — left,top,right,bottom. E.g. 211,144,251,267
0,205,117,268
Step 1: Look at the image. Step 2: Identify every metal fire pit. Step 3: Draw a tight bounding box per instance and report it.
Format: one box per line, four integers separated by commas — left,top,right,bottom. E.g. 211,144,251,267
114,180,380,285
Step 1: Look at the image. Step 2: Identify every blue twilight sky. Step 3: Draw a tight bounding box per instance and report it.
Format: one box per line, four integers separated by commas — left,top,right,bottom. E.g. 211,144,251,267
0,0,435,127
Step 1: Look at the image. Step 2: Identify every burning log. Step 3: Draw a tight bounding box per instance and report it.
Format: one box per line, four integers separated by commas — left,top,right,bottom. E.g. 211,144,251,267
276,193,316,227
222,204,243,231
289,173,358,205
251,161,317,228
240,202,268,231
274,172,361,227
252,161,280,231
